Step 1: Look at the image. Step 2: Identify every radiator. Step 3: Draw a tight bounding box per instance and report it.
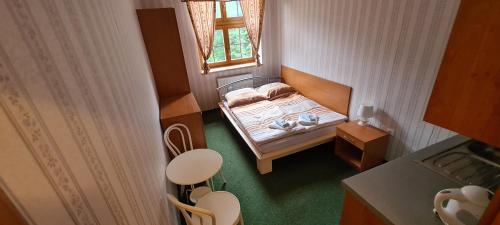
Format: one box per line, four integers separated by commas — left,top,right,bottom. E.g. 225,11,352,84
216,74,281,102
216,73,254,91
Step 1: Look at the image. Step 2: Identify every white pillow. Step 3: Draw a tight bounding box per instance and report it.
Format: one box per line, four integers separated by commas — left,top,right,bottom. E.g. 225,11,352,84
256,82,296,100
225,88,267,107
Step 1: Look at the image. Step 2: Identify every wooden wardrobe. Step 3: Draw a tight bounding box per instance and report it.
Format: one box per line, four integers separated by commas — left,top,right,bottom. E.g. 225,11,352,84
137,8,207,152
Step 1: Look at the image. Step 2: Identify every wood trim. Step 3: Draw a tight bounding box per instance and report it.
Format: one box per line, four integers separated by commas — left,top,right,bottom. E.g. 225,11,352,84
478,188,500,225
222,28,231,63
215,17,245,28
220,1,227,20
256,158,272,174
209,58,255,68
340,190,386,225
263,133,335,160
204,1,255,69
281,65,352,116
160,93,206,151
0,186,29,225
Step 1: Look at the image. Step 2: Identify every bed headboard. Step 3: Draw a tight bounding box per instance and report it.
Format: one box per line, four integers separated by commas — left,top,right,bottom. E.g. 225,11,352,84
281,65,352,116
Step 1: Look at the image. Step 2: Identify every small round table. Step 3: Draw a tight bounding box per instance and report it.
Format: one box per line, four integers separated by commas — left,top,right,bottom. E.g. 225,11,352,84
166,149,223,187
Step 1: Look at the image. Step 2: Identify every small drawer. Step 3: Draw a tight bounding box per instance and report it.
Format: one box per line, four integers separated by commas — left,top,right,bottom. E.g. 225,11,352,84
337,129,364,150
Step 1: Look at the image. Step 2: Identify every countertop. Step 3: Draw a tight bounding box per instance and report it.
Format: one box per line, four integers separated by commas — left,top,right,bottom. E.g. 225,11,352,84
342,135,470,225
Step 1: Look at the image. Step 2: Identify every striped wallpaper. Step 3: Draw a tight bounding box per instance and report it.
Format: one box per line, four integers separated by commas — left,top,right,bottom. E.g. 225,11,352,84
277,0,460,159
0,0,176,225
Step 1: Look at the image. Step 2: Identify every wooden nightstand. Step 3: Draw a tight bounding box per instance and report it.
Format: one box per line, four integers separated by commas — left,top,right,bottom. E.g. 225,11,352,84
335,121,389,171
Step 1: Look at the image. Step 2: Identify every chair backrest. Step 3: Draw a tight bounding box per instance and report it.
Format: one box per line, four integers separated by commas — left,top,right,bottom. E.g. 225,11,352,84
166,194,216,225
164,123,193,157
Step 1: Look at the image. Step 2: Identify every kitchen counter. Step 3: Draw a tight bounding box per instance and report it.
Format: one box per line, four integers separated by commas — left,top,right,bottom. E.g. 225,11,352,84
342,135,470,225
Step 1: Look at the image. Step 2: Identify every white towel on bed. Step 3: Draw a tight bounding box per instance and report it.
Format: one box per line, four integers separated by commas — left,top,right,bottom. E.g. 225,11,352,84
269,119,296,130
230,93,348,145
298,112,319,126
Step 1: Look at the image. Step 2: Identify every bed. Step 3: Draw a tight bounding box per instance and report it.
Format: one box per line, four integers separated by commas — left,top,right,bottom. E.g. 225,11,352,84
217,66,352,174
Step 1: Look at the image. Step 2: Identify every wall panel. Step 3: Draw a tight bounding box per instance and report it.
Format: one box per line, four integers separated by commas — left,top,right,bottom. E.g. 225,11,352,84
0,0,176,224
278,0,460,159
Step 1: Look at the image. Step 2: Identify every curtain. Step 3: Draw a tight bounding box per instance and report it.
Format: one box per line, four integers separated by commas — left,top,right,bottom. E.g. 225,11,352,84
240,0,265,65
186,0,216,74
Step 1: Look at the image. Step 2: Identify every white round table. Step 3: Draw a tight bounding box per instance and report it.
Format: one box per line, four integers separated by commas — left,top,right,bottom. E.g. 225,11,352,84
166,149,223,186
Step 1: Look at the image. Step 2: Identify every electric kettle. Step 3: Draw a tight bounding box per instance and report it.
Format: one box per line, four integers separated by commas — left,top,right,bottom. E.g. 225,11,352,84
433,185,494,225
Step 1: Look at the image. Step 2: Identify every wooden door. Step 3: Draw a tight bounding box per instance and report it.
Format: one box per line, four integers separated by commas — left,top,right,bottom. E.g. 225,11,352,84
423,0,500,147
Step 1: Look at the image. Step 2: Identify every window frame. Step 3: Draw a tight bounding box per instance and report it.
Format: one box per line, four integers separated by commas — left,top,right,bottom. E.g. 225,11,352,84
205,1,255,69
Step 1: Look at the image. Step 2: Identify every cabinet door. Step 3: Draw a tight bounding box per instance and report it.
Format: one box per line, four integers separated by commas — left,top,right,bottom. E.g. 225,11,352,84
340,191,386,225
424,0,500,147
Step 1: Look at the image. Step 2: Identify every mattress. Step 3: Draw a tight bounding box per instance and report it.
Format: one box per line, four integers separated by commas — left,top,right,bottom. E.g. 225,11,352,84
228,93,348,146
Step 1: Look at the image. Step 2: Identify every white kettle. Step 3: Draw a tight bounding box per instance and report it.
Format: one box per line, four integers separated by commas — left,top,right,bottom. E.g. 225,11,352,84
433,185,493,225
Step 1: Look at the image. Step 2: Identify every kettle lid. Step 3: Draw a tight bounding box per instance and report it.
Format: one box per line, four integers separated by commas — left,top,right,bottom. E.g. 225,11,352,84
461,185,493,207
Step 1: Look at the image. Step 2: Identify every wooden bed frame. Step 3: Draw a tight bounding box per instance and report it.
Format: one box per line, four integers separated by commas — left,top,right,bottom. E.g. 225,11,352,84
218,65,352,174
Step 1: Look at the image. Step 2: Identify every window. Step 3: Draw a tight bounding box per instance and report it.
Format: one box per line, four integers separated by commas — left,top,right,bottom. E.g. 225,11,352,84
205,1,254,68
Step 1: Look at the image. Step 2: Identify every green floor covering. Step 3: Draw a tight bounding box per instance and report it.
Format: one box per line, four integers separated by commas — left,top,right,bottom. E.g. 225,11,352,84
203,110,357,225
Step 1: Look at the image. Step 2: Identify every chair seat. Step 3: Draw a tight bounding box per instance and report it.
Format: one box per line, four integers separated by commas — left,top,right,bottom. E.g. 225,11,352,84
192,191,241,225
190,186,212,203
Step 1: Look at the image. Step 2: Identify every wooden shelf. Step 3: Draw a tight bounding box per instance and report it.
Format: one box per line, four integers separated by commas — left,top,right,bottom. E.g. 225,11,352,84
160,93,201,120
334,121,389,171
336,148,362,170
159,93,206,152
335,137,362,170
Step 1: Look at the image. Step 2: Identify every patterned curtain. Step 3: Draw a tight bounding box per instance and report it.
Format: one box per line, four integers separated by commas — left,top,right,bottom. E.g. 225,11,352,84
240,0,265,65
186,0,216,74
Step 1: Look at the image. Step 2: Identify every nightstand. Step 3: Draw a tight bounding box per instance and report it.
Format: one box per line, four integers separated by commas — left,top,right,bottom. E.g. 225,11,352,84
335,121,389,171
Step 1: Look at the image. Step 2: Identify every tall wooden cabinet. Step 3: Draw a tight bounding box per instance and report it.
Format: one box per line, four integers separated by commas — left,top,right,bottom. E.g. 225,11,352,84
137,8,207,151
424,0,500,147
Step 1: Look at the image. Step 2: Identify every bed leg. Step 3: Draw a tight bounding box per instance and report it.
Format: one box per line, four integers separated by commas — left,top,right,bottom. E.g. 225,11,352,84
219,108,225,119
257,158,272,174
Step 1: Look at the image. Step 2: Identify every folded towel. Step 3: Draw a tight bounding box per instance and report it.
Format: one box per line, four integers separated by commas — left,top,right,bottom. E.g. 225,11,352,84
298,112,319,126
269,119,297,130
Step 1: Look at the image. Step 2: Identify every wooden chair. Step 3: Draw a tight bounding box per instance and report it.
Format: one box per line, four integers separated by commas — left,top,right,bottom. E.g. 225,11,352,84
164,123,226,203
167,192,244,225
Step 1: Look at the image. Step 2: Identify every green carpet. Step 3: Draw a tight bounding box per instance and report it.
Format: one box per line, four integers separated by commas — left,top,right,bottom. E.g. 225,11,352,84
203,110,357,225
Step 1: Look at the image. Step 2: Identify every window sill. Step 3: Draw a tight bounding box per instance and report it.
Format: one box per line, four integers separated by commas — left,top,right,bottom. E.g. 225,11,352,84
205,62,258,74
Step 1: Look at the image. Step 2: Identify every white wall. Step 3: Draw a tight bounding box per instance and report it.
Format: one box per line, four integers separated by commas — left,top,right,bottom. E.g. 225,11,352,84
0,0,176,224
136,0,281,110
277,0,460,159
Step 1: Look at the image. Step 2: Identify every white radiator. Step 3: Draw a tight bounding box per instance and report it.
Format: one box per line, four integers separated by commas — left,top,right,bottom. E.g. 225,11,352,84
215,74,280,102
216,73,253,90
